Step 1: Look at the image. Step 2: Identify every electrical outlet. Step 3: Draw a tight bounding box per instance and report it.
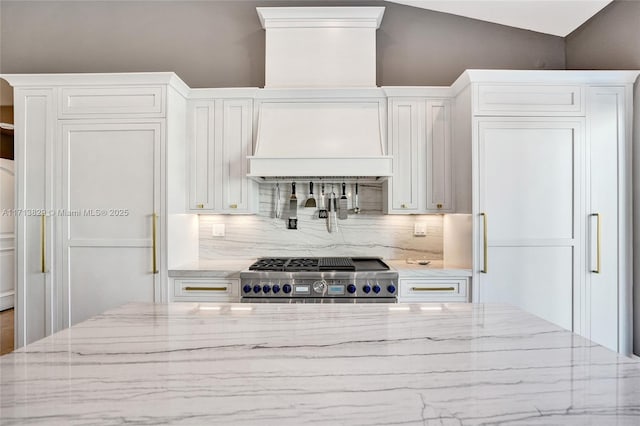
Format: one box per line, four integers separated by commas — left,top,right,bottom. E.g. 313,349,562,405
211,223,225,237
414,222,427,237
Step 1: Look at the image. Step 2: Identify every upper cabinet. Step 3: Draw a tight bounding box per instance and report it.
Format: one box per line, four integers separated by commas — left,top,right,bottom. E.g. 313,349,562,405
187,97,257,214
384,97,453,214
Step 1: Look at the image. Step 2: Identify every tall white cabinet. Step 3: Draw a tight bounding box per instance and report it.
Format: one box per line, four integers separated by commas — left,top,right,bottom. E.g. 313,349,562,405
5,73,190,346
454,71,638,354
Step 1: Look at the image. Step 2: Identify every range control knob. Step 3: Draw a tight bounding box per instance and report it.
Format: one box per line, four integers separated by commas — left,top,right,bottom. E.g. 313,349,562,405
243,284,252,294
262,284,271,294
313,280,327,294
253,285,261,294
372,284,381,294
283,284,292,294
272,284,281,294
387,284,397,294
347,284,357,294
362,284,371,294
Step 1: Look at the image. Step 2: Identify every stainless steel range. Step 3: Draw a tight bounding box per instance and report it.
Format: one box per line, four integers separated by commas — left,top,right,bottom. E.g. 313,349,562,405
240,257,398,303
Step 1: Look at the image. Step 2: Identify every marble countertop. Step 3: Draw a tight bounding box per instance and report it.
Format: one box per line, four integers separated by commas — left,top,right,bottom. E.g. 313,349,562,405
2,302,639,425
168,259,255,278
169,258,472,278
387,259,473,277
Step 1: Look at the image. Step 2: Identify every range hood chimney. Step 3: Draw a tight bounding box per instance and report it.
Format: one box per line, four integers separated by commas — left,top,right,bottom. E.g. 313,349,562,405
248,7,392,179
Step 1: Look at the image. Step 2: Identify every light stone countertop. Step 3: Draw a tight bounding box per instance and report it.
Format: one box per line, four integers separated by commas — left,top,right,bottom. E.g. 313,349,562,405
387,259,473,278
1,302,639,425
168,259,255,278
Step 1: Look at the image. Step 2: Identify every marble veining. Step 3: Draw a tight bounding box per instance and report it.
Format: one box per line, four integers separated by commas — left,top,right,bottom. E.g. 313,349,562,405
199,183,444,260
2,302,639,425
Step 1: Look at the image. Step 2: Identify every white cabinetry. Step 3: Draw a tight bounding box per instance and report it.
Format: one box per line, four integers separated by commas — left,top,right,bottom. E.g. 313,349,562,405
475,118,582,331
188,97,257,214
59,120,162,326
385,97,452,214
399,278,468,302
459,72,638,354
5,74,188,346
172,278,239,302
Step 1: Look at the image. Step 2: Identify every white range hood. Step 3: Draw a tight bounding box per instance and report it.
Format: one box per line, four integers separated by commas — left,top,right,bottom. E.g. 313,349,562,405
248,7,392,180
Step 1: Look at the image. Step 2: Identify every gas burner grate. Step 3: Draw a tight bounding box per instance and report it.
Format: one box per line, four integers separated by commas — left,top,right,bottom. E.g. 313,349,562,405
285,258,319,271
249,258,288,271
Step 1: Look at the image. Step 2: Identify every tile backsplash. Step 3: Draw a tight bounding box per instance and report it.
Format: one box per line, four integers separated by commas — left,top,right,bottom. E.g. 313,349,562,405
199,183,443,260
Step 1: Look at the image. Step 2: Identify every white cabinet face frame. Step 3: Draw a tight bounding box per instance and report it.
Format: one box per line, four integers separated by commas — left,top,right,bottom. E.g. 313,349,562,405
221,99,253,213
399,278,468,302
425,99,453,212
13,88,57,347
473,84,585,116
388,98,423,212
59,86,166,119
172,278,240,302
187,101,215,211
584,86,632,353
472,117,584,332
58,119,165,327
187,98,256,214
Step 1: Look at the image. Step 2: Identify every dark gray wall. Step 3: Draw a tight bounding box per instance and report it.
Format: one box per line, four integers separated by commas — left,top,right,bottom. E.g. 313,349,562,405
0,0,565,87
565,0,640,70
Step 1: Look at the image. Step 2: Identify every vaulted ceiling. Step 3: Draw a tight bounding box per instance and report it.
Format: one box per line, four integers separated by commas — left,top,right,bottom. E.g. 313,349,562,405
388,0,613,36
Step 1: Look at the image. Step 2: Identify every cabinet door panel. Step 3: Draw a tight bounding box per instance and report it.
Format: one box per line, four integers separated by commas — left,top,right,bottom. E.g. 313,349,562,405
587,87,624,352
221,100,252,212
479,246,573,330
65,126,156,240
188,102,215,211
61,121,161,326
14,89,55,346
390,100,421,211
479,124,576,241
476,119,582,332
426,100,452,211
69,247,155,325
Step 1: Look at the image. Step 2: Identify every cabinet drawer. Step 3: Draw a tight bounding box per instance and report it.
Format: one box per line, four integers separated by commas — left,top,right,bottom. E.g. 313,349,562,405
475,84,584,116
59,86,165,118
173,278,239,302
399,278,468,302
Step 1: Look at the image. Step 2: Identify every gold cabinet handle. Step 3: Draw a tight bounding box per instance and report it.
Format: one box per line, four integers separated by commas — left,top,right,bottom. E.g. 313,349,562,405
436,203,443,209
152,213,158,274
480,212,488,273
401,203,407,209
196,203,204,209
184,286,228,292
411,287,455,292
591,213,601,273
229,203,238,209
40,214,46,273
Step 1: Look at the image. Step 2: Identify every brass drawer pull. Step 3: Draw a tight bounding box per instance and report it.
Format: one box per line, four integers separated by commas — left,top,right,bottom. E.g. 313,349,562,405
184,286,228,292
229,204,238,209
196,203,204,209
411,287,456,292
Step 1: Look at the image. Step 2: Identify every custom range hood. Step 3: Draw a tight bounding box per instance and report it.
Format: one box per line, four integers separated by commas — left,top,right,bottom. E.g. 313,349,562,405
248,7,392,180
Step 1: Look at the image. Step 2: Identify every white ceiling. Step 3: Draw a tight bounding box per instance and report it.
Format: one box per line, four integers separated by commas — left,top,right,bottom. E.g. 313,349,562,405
388,0,613,37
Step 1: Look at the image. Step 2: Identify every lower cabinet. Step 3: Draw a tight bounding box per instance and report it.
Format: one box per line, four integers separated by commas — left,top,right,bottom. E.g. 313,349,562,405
172,278,240,302
399,278,469,302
